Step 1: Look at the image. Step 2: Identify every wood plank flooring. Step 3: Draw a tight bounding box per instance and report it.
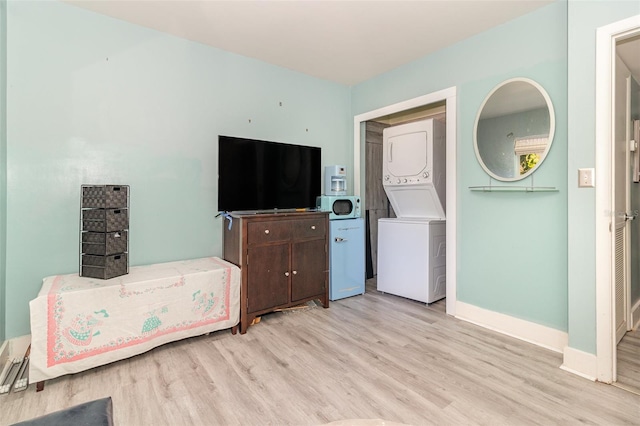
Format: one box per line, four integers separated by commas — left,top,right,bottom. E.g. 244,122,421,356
618,328,640,394
3,280,640,425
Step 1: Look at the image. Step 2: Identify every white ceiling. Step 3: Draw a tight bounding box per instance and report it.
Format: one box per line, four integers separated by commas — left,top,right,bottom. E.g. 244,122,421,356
66,0,557,85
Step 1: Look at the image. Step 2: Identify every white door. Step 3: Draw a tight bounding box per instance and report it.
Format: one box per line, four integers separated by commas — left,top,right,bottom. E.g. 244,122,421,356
613,54,633,345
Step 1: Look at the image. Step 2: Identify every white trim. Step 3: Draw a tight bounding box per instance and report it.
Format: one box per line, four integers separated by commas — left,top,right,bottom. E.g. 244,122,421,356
455,301,568,353
594,20,614,384
353,86,457,316
560,346,597,381
623,67,632,342
444,94,457,316
594,14,640,385
631,298,640,330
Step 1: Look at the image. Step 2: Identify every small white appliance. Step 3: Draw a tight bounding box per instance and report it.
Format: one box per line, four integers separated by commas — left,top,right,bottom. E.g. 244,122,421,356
316,195,361,220
377,118,447,304
325,165,347,196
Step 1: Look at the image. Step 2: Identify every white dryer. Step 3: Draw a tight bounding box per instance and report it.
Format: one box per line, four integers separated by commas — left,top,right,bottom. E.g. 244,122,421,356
377,118,447,304
382,118,446,219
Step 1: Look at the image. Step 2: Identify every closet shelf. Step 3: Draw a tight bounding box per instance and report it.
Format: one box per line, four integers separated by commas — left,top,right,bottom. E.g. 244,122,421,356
469,185,558,192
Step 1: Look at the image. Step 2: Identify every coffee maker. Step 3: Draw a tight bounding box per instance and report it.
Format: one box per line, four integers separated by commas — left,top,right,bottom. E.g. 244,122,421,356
324,165,347,196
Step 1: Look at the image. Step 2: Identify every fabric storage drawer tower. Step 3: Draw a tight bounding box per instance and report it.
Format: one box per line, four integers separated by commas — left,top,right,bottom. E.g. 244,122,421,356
80,185,129,279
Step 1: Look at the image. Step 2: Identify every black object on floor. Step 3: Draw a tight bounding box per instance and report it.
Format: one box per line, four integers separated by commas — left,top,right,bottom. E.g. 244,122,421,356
12,396,113,426
365,210,374,280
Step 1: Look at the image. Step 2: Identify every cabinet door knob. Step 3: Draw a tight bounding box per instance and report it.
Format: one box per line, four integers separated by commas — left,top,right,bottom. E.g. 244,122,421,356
264,229,270,234
293,270,297,275
284,272,290,277
311,225,316,230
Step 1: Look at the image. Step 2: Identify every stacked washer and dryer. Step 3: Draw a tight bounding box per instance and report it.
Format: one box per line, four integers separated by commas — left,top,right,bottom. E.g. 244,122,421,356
377,118,447,304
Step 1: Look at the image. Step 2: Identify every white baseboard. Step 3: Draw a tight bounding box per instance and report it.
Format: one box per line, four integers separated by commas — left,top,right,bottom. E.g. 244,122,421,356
560,346,597,381
632,299,640,330
455,301,568,353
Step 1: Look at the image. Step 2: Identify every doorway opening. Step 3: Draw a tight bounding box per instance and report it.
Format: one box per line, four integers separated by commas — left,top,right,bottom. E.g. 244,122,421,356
595,14,640,387
352,87,457,315
614,33,640,393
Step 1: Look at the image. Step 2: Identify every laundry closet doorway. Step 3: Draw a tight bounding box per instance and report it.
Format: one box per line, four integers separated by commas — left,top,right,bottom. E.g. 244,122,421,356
353,87,457,315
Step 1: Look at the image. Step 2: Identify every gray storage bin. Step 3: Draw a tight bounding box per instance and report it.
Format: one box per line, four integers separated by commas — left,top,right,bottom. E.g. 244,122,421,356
82,230,128,256
82,185,129,208
82,208,129,232
81,253,128,279
80,184,130,279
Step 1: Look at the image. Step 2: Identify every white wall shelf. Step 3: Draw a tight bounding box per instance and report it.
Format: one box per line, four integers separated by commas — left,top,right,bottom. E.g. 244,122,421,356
469,185,558,192
469,176,558,192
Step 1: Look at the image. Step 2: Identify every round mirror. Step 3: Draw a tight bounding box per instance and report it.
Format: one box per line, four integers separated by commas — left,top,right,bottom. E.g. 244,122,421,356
474,78,555,181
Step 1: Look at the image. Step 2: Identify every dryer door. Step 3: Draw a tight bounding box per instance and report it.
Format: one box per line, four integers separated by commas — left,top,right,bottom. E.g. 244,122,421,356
383,120,433,184
386,130,429,178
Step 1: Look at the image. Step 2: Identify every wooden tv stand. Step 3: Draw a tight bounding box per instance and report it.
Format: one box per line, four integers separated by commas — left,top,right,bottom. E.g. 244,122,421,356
222,211,329,334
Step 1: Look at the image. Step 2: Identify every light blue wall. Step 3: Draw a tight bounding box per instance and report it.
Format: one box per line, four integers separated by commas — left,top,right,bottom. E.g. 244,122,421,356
353,2,568,331
567,0,640,354
0,0,7,343
6,0,639,353
4,1,351,338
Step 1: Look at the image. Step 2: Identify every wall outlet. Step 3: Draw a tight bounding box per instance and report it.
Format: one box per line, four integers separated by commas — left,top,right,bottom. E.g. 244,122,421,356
578,168,595,188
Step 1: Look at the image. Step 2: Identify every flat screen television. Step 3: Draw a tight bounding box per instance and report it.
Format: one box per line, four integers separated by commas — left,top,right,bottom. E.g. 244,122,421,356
218,136,321,212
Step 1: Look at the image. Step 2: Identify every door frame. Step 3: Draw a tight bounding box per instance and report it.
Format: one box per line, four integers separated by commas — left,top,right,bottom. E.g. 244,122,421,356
353,86,457,315
595,14,640,384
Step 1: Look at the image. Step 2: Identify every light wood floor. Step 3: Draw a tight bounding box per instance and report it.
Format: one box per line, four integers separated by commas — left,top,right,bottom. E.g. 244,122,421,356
3,280,640,425
618,328,640,394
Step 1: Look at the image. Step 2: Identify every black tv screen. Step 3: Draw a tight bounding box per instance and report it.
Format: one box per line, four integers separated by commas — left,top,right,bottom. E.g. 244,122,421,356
218,136,321,212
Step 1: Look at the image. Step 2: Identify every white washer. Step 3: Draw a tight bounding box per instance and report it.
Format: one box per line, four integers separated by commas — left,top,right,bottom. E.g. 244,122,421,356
377,218,446,304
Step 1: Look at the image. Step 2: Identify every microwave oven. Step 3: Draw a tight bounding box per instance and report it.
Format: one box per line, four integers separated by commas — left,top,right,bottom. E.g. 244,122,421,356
316,195,361,220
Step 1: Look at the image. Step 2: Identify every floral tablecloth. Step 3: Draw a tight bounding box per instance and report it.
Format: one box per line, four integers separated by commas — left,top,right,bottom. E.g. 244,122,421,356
29,257,240,382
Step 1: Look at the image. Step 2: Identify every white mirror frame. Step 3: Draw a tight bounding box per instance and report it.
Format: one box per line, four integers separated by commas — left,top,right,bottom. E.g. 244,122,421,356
473,77,555,182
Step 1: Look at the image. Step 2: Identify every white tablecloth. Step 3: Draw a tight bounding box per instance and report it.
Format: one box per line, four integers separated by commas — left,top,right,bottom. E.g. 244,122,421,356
29,257,240,382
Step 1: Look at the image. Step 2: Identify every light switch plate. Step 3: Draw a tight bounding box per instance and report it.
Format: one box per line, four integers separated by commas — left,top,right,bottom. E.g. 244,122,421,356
578,168,595,188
